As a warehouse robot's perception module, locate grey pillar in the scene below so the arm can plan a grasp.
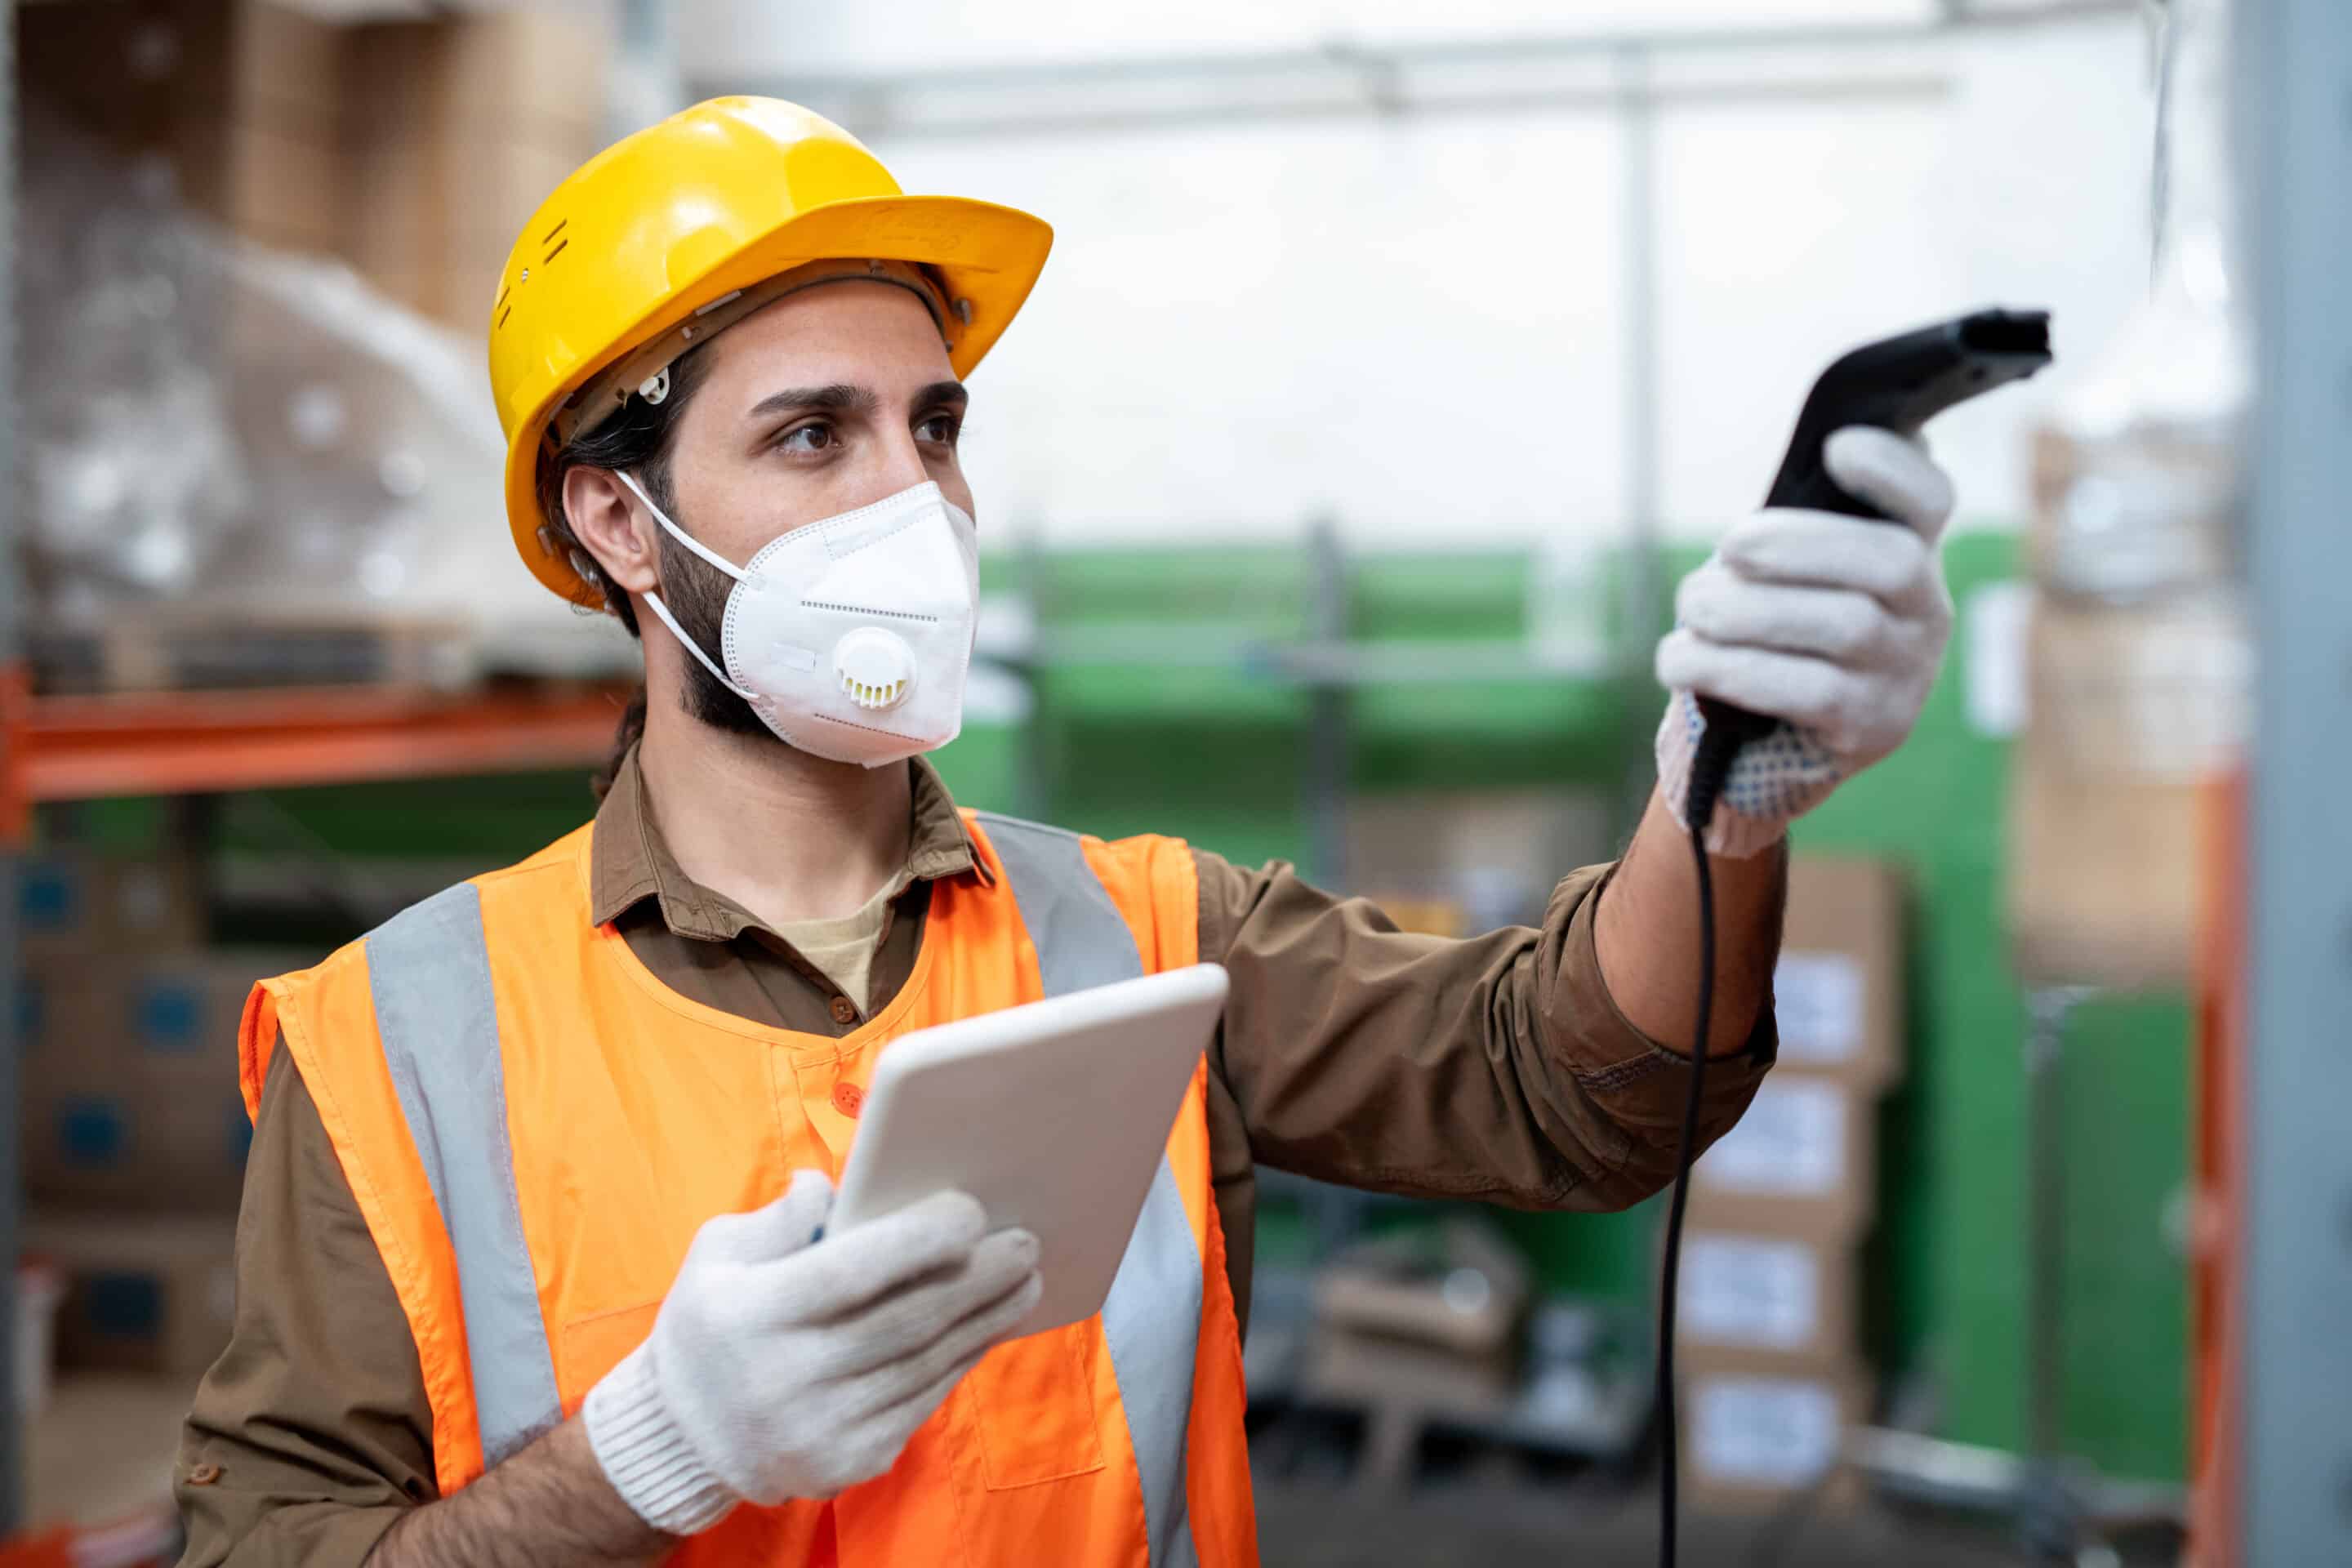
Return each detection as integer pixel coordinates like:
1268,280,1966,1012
2238,0,2352,1561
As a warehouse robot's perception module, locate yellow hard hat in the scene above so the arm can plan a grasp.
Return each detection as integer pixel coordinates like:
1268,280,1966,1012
488,96,1054,606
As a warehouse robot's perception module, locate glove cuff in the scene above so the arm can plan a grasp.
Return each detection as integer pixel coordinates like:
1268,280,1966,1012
584,1340,739,1537
1655,692,1811,860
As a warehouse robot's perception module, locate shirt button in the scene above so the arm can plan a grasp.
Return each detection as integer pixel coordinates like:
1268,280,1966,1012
832,1082,865,1117
829,996,858,1026
187,1462,223,1486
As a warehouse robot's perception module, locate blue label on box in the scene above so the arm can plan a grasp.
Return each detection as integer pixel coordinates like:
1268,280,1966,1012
133,979,205,1054
59,1098,126,1164
20,862,78,934
83,1272,163,1339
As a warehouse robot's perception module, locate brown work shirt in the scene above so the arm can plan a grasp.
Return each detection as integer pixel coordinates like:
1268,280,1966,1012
175,748,1776,1566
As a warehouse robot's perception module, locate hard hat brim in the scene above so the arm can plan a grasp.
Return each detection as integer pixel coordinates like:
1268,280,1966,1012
505,192,1053,608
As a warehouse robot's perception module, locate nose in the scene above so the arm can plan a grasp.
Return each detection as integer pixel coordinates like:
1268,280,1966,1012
872,425,936,497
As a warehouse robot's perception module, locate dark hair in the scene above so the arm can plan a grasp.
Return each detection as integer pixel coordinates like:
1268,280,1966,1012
535,344,714,797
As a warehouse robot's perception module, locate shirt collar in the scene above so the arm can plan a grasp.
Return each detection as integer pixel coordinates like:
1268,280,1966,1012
588,746,989,939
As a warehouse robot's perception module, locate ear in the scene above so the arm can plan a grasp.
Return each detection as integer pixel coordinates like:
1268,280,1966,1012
563,467,661,597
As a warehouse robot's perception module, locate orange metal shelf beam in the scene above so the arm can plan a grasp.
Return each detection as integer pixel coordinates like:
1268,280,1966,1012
2,678,631,837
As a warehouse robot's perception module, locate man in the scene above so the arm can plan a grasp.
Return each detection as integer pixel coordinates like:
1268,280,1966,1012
176,98,1955,1566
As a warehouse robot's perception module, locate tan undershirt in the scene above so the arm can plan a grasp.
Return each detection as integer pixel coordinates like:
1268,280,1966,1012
768,871,907,1012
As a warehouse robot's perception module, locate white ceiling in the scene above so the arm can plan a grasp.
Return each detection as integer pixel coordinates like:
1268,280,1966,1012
677,0,1952,80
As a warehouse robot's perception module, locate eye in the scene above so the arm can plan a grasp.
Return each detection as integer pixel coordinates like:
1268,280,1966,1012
915,412,962,447
777,421,837,453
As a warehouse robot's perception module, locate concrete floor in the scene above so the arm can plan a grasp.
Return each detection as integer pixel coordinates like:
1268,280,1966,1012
1251,1481,2180,1567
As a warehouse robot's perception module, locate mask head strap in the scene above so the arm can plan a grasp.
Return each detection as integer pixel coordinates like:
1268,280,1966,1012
615,470,751,583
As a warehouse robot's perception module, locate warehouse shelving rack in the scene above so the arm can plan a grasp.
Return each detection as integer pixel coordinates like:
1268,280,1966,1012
0,678,633,839
0,670,630,1544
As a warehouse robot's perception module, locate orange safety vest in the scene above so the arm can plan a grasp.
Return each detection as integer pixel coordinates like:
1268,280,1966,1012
239,811,1258,1568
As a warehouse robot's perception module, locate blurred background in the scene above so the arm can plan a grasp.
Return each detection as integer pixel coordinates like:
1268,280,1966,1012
3,0,2337,1562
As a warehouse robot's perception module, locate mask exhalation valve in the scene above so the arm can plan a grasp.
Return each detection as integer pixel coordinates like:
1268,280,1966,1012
833,626,919,710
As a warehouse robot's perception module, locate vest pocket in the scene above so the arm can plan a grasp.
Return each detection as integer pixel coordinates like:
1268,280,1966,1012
558,1300,662,1413
969,1321,1107,1489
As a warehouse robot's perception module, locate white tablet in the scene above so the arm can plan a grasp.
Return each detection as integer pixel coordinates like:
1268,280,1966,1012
831,963,1229,1337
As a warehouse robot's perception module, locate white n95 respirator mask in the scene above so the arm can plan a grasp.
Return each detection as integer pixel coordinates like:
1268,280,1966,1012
617,473,980,768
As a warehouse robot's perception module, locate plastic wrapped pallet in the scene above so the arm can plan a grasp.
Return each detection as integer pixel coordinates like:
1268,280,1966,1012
20,111,632,681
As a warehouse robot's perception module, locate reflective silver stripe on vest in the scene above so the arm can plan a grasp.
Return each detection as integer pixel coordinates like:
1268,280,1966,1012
364,883,561,1468
976,813,1205,1568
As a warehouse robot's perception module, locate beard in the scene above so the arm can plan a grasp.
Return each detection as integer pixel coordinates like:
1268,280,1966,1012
656,526,777,744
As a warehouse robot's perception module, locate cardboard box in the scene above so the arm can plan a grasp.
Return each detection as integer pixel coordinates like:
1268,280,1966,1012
23,1085,256,1213
1681,1350,1872,1512
348,10,609,145
343,130,584,327
19,853,206,961
1314,1221,1529,1356
1776,859,1904,1091
1689,1076,1874,1237
2026,424,2235,602
23,1,610,327
1299,1326,1521,1416
105,0,350,131
338,17,609,328
25,1213,239,1379
27,949,315,1089
2008,751,2203,990
20,947,311,1213
2006,596,2243,990
21,1,348,236
1675,1229,1858,1362
172,113,347,250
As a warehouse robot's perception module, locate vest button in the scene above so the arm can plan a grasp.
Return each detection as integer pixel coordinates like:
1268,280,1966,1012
829,996,858,1026
187,1462,224,1486
831,1081,865,1117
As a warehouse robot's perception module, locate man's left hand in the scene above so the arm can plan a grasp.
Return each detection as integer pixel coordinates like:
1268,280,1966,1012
1653,425,1957,858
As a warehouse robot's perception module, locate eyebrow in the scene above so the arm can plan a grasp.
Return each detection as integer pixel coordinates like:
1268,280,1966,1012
745,380,969,423
746,383,878,421
915,380,969,410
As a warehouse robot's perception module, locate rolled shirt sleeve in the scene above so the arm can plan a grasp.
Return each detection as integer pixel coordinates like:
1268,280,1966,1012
1196,851,1775,1213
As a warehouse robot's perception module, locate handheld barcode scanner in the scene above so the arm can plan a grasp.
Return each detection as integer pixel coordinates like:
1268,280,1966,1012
1684,308,2056,825
1654,309,2052,1568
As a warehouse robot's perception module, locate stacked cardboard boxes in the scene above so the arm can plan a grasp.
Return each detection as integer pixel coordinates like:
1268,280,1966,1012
20,0,351,253
341,7,611,330
20,0,611,332
23,1215,242,1382
2007,427,2247,990
24,946,316,1214
20,853,208,964
1676,856,1904,1511
20,851,322,1378
1296,1221,1535,1489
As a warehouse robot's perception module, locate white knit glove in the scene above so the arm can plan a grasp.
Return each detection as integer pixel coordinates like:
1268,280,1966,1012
1655,426,1957,858
583,1172,1042,1535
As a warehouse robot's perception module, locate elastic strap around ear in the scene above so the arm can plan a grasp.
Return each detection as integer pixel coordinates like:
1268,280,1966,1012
615,470,751,584
639,590,757,702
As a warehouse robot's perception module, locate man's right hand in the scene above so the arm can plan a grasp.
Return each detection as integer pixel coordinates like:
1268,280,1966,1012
582,1172,1043,1536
